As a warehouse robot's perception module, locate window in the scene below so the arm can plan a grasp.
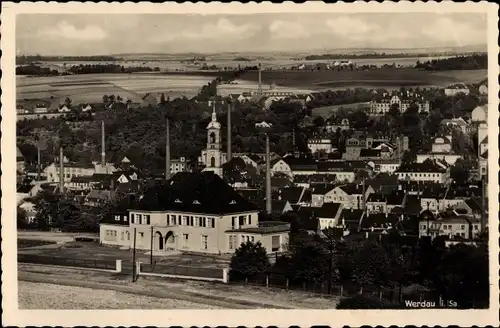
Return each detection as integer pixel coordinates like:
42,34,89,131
124,216,128,222
460,225,465,230
167,215,170,225
114,215,120,221
211,218,215,228
201,217,206,227
422,225,427,230
183,234,189,247
145,215,150,225
172,215,176,225
201,235,208,250
229,235,234,250
190,216,194,226
121,232,124,240
137,214,142,224
248,215,252,225
474,225,479,230
271,235,280,252
251,236,255,242
131,214,135,224
232,217,236,229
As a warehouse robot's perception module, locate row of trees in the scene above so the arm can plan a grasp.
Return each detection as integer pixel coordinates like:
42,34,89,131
415,54,488,70
16,55,120,64
230,229,489,309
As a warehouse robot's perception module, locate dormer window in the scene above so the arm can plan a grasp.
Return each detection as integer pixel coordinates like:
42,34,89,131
193,200,200,204
175,199,182,203
230,200,237,204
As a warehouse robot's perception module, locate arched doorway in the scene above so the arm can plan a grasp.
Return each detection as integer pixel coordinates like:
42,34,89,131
164,231,176,250
155,231,163,251
210,156,216,167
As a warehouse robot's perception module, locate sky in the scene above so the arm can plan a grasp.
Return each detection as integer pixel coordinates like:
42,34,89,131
16,13,488,55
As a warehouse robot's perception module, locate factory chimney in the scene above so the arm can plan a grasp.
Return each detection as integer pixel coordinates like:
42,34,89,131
258,63,262,95
59,146,64,194
227,101,232,161
101,121,106,166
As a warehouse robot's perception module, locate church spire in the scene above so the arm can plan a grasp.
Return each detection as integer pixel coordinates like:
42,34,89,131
211,102,217,122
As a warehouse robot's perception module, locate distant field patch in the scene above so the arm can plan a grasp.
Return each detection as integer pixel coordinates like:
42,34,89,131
312,102,370,118
49,81,113,87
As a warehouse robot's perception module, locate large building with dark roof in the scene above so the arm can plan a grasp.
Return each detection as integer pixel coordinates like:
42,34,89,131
99,172,290,254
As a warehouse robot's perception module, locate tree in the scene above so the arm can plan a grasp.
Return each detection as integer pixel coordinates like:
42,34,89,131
17,206,30,229
64,97,72,107
434,244,489,308
160,93,166,105
351,239,391,287
450,162,470,184
313,116,325,128
229,241,270,281
33,189,60,231
388,103,401,118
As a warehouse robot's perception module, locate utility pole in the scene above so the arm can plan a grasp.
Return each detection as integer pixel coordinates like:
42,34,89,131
37,144,41,181
59,146,64,194
150,226,154,265
165,116,171,180
227,101,232,161
132,227,137,282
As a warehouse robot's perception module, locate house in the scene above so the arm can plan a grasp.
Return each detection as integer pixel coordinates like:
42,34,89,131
367,159,400,174
366,193,387,214
444,83,470,96
310,183,337,207
84,190,112,207
479,84,488,95
270,158,293,176
307,136,333,154
396,161,448,183
431,137,452,153
329,184,375,210
471,105,488,123
316,202,343,229
419,210,481,240
59,105,71,113
386,190,407,213
281,156,318,176
170,157,189,174
440,117,469,134
17,146,25,173
325,117,350,133
44,162,96,183
99,172,290,254
274,186,309,206
238,154,263,168
455,198,483,220
316,162,357,183
369,91,430,116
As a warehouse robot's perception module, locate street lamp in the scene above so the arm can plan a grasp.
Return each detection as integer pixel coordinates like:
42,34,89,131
255,121,273,214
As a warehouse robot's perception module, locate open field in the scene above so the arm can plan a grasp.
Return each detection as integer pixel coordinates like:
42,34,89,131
18,264,338,309
18,239,229,268
17,73,213,105
236,68,488,89
18,239,56,249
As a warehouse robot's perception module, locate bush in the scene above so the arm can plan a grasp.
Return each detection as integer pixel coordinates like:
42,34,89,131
336,295,399,309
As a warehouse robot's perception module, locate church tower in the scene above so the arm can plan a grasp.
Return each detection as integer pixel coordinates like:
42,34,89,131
204,104,223,177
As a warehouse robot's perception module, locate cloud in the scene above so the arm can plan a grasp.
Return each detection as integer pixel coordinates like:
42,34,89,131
420,17,486,46
268,20,310,39
151,18,259,43
38,21,108,41
326,17,379,40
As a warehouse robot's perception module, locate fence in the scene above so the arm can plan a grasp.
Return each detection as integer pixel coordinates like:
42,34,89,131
18,254,120,272
233,273,437,303
138,261,227,283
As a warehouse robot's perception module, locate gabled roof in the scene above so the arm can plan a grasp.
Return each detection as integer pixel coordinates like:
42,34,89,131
386,190,406,205
367,193,385,203
275,186,305,204
311,183,336,195
135,172,258,215
315,202,342,218
338,183,364,195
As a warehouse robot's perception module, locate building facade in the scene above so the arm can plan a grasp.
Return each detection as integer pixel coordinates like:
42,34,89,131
199,107,227,177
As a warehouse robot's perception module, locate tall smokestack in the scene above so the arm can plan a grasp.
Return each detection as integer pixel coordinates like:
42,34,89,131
227,102,232,161
165,117,171,180
59,147,64,194
258,63,262,95
265,133,272,214
37,145,41,181
101,121,106,165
